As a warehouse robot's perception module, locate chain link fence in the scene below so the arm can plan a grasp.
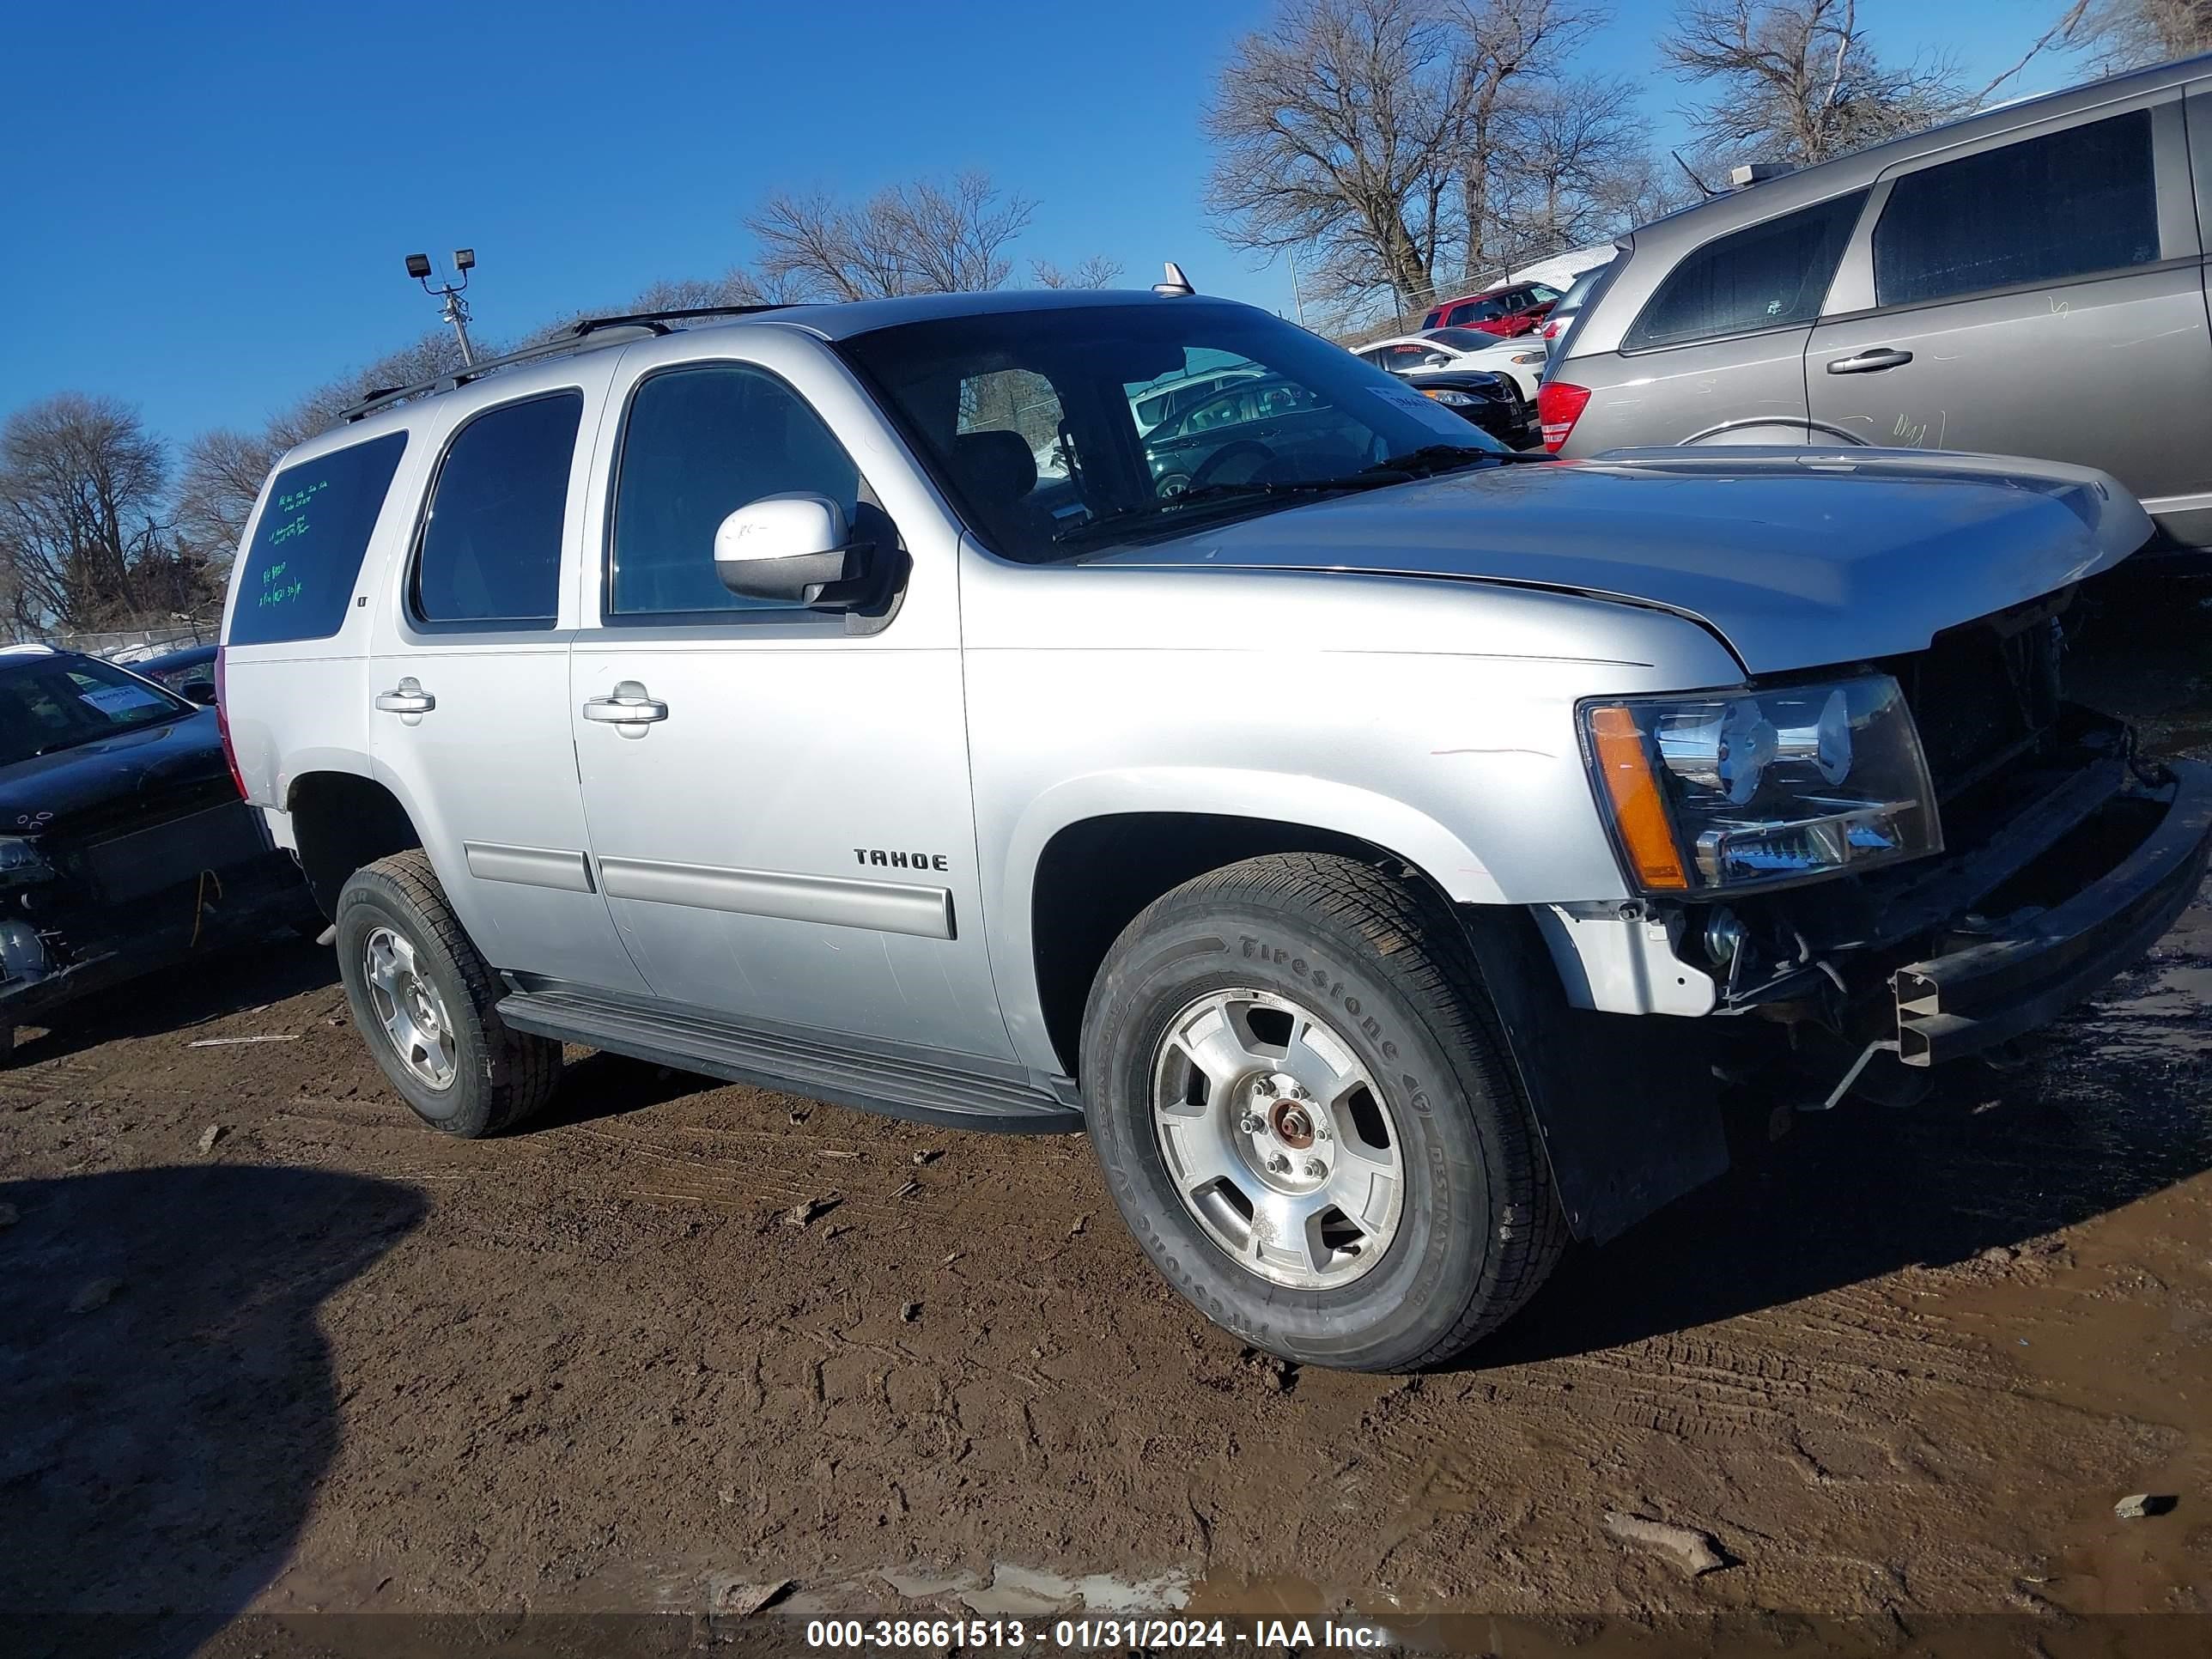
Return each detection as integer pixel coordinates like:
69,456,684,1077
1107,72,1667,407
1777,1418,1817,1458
9,617,221,664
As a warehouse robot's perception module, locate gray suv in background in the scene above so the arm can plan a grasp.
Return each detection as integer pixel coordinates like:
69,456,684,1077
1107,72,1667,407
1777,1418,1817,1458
1543,52,2212,555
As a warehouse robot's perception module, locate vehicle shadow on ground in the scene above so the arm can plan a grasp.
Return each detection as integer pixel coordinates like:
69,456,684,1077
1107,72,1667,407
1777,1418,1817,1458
1472,952,2212,1370
10,935,339,1068
529,1048,732,1133
0,1164,425,1659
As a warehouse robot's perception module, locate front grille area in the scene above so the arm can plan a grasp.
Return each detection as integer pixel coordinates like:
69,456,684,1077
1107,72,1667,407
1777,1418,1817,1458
1888,590,2069,804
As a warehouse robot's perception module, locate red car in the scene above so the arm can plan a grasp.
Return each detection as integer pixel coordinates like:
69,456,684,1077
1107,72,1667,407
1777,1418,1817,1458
1418,279,1563,337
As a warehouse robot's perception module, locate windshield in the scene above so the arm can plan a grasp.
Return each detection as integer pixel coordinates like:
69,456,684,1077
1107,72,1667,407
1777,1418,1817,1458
836,301,1510,562
0,653,193,768
1427,328,1493,351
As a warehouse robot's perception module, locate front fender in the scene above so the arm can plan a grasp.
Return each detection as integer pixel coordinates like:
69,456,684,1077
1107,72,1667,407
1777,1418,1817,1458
991,768,1506,1073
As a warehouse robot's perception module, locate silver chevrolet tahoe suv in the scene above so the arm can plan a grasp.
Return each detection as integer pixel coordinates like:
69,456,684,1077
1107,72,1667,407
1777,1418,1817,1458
219,289,2212,1371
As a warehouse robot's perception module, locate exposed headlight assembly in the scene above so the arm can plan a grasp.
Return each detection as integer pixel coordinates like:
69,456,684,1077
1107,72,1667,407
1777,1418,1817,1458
1424,388,1481,406
1577,675,1941,893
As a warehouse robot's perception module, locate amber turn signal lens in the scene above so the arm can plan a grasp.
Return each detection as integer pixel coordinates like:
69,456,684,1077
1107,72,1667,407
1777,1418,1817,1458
1588,705,1689,891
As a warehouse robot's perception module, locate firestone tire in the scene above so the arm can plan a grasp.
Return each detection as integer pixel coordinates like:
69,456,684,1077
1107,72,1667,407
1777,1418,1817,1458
1080,853,1565,1372
334,851,560,1139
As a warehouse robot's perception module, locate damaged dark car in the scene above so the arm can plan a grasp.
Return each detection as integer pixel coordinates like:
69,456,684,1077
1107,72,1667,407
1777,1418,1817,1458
0,647,317,1055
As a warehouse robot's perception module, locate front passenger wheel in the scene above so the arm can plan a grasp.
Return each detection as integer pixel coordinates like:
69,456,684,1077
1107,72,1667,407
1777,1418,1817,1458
335,851,560,1137
1080,853,1565,1371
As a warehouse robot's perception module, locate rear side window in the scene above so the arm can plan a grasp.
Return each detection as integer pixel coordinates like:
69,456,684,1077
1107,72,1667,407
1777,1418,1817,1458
413,392,582,628
1626,191,1868,349
609,365,861,616
227,433,407,647
1874,111,2159,308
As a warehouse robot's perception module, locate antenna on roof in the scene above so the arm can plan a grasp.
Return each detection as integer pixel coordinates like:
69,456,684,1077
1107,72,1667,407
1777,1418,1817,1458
1671,151,1718,199
1153,261,1196,297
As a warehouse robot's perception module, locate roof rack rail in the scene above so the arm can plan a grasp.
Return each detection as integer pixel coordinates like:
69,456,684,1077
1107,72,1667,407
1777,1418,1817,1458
335,303,792,425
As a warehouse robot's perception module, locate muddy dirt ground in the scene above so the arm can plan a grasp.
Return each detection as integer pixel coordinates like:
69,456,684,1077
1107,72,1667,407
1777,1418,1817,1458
3,576,2211,1657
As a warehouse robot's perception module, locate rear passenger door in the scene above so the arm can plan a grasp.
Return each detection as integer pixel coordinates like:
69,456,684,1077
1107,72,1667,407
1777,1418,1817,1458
368,377,649,994
1808,94,2210,537
1557,191,1866,454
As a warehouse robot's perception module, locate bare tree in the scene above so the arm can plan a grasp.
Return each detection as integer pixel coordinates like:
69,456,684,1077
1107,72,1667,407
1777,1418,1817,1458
173,330,479,564
2071,0,2212,70
173,428,276,557
1206,0,1468,315
0,394,169,630
1031,254,1125,289
1662,0,2087,169
747,172,1042,300
1442,0,1603,279
1486,75,1653,265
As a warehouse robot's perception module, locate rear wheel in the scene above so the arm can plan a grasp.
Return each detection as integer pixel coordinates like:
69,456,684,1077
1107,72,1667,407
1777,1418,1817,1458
334,851,559,1137
1080,853,1565,1371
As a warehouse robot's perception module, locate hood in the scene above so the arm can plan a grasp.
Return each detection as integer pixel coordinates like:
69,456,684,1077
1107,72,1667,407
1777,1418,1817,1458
1081,447,2153,675
0,709,234,842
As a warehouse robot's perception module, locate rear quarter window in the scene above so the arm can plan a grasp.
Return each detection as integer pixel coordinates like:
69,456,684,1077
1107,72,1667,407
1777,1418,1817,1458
227,432,408,647
1626,191,1869,350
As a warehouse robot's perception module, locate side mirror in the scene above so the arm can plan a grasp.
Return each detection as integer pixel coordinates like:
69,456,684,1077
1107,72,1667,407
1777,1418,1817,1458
179,679,217,706
713,494,873,607
1421,352,1452,368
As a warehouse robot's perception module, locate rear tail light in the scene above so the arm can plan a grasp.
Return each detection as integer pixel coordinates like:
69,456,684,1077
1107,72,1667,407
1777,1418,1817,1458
1542,319,1560,339
214,646,246,800
1537,381,1590,453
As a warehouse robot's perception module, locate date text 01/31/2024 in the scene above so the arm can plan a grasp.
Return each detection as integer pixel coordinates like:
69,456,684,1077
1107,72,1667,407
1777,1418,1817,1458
802,1616,1395,1650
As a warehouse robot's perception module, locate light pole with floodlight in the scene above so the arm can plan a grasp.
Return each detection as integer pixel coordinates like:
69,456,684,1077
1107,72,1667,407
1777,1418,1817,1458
405,248,478,366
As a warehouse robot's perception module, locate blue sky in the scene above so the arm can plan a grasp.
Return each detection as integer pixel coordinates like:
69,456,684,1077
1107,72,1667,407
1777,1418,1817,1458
0,0,2085,450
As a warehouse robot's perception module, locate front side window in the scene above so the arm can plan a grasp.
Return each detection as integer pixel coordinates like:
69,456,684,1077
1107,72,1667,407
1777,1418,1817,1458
228,432,407,647
837,300,1510,563
1874,111,2159,308
609,364,862,617
0,655,191,768
1627,191,1869,349
414,392,580,627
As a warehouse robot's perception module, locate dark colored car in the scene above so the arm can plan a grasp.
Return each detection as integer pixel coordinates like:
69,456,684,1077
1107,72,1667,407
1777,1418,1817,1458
1145,373,1518,496
1418,280,1563,337
0,648,318,1054
129,642,218,701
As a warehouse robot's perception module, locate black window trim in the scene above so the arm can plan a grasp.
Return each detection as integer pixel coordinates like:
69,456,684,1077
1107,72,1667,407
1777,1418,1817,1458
1619,188,1871,356
403,387,585,637
595,358,886,634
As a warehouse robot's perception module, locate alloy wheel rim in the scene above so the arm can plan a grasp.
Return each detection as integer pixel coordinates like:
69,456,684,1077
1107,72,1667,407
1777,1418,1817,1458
362,926,457,1091
1150,988,1404,1290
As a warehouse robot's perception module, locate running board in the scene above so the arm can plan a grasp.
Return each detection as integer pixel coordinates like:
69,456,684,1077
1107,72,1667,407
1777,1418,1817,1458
495,982,1085,1134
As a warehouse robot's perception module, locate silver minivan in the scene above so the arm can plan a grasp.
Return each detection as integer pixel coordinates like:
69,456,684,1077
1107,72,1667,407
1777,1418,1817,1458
1545,52,2212,554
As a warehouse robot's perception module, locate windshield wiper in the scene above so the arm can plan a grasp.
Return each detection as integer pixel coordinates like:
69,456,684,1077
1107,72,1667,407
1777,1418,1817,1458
1361,444,1551,477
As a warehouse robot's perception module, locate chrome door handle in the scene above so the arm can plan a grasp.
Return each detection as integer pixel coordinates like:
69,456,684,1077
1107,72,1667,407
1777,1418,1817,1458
1826,348,1913,374
581,681,669,725
374,678,434,714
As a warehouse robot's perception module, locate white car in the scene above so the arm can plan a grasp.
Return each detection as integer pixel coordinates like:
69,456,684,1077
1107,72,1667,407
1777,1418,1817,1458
1353,329,1550,402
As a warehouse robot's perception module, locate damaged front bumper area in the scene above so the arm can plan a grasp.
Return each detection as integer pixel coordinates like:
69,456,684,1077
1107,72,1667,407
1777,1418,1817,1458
1703,710,2212,1091
0,805,317,1032
1889,757,2212,1066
